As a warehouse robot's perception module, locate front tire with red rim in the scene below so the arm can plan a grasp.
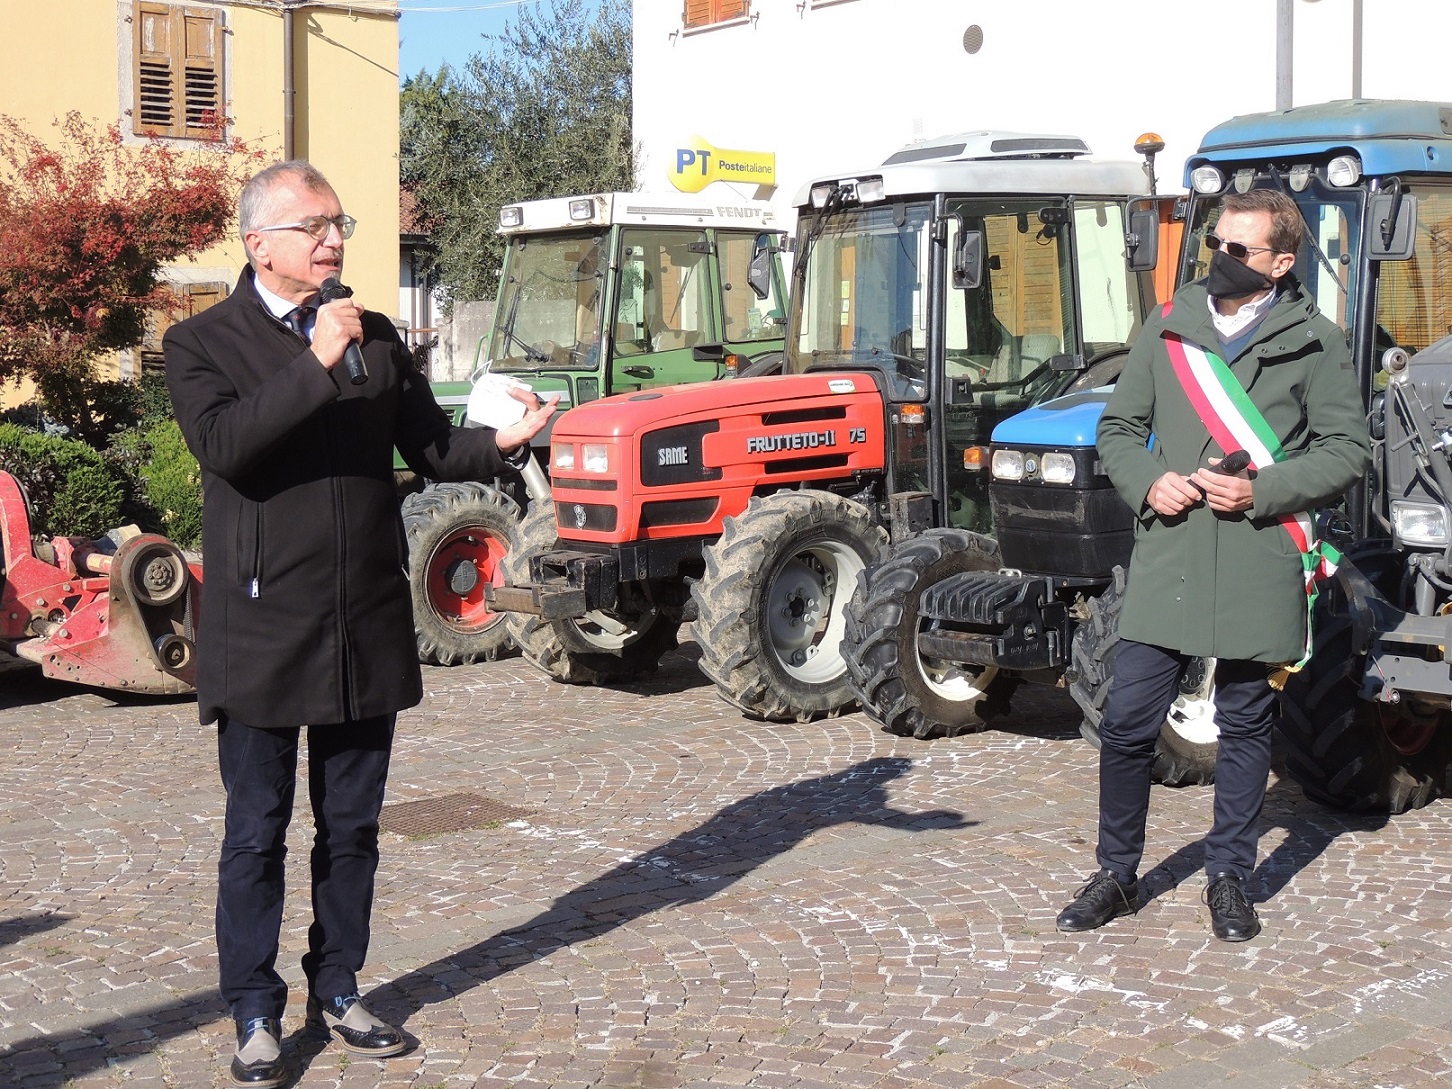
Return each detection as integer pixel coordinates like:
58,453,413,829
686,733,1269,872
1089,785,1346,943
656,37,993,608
403,482,522,666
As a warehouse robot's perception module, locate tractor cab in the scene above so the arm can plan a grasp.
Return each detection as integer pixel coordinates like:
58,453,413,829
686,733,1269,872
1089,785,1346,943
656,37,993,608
785,130,1172,534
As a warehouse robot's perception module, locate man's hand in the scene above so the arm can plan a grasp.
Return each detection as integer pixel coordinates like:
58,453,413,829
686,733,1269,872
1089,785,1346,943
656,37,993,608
1146,471,1204,517
495,387,561,453
1191,456,1254,513
311,298,364,372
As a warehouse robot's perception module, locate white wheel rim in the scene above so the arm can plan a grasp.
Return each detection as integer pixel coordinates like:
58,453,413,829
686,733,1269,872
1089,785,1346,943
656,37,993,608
766,540,867,683
915,635,998,703
570,607,658,651
1165,656,1219,746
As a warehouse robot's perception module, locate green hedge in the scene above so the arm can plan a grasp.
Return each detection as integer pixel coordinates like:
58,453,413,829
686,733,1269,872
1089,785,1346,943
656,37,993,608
0,423,128,539
0,392,202,549
135,419,202,550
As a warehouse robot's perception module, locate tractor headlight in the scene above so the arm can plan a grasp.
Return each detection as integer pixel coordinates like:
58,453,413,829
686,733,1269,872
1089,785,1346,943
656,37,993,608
1040,451,1077,484
581,443,610,473
499,205,524,228
1391,500,1448,546
1190,166,1226,194
991,449,1025,481
552,443,575,471
1327,154,1363,187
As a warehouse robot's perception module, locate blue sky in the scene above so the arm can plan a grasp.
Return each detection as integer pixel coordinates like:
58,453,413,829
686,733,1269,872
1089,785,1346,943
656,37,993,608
397,1,604,82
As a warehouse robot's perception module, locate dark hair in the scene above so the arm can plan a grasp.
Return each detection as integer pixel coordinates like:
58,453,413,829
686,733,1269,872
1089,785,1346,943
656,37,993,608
1222,189,1304,255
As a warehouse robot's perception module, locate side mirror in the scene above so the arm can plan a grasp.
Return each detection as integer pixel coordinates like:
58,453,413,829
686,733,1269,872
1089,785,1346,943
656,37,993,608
1369,191,1417,261
953,229,985,290
1049,353,1086,372
1126,208,1160,272
747,242,773,300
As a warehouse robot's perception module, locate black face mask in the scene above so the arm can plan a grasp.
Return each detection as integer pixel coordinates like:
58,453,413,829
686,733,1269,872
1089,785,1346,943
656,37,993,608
1206,249,1274,300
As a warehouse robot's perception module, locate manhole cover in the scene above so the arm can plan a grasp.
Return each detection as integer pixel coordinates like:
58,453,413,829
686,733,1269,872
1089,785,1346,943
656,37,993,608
380,792,531,837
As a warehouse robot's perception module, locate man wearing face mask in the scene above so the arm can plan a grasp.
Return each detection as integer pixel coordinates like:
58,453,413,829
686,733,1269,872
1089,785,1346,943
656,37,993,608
1055,188,1369,942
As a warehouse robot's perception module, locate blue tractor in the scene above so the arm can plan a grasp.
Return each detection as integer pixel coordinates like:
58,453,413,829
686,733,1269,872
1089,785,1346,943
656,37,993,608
843,100,1452,811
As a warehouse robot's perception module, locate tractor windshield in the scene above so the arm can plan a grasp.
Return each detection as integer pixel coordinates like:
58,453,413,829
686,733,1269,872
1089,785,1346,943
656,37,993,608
786,200,935,401
488,230,607,372
1181,179,1363,334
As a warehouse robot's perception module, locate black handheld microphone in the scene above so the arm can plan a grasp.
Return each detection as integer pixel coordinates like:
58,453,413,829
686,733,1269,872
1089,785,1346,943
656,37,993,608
318,276,368,386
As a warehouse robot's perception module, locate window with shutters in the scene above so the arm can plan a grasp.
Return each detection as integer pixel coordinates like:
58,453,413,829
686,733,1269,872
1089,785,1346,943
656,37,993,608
682,0,750,31
132,2,224,139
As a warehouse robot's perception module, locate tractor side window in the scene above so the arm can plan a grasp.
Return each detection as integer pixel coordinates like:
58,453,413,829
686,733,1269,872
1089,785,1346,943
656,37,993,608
615,228,715,358
718,231,787,343
1074,201,1141,360
1375,186,1452,356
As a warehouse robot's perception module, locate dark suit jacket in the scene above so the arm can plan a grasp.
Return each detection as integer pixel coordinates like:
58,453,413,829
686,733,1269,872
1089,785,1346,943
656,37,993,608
164,267,512,728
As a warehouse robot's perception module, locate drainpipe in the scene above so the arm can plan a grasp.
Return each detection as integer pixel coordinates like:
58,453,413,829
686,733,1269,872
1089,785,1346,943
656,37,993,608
1275,0,1293,111
1351,0,1363,98
283,1,296,159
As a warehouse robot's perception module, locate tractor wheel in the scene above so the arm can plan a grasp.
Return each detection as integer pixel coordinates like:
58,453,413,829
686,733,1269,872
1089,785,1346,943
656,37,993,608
503,505,678,684
691,492,886,722
842,528,1018,739
1278,608,1451,814
403,482,522,666
1069,566,1219,787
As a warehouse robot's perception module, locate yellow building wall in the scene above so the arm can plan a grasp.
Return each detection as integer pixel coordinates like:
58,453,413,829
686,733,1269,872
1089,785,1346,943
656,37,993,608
0,2,400,403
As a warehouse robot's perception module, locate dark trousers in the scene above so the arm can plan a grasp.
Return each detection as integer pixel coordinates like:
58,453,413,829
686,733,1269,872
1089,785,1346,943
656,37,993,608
1096,640,1276,882
215,713,395,1021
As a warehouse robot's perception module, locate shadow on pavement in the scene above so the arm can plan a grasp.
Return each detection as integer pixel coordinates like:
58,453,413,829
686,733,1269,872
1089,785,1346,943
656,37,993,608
351,756,969,1063
0,756,964,1086
1135,773,1392,907
0,912,74,949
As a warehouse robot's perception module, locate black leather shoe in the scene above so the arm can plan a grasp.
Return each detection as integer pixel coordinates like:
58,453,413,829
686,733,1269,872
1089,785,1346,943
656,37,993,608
1205,873,1261,942
1056,869,1140,932
306,993,406,1057
230,1016,287,1088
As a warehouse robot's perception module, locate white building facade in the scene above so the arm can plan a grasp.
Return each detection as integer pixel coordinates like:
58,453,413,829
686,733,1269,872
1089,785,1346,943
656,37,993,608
634,0,1452,224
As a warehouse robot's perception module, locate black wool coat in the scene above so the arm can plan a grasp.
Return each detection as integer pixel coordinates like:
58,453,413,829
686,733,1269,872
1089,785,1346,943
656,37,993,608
165,267,513,728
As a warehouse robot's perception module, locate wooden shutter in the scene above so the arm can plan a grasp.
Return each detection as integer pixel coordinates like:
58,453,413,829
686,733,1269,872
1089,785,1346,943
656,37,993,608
134,2,176,135
683,0,749,29
133,3,222,138
182,9,221,132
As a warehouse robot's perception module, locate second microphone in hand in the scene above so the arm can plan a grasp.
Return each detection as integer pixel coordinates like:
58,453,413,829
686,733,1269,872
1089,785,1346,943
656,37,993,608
319,276,368,386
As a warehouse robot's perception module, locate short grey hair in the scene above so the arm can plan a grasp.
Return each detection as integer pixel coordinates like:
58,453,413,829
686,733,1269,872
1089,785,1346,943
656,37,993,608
238,160,333,261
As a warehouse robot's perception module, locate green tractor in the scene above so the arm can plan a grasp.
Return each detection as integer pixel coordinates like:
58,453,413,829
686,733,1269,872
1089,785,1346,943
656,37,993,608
399,191,789,665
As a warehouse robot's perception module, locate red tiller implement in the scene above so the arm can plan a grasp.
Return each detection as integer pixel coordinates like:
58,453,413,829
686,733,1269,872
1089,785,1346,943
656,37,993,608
0,471,201,695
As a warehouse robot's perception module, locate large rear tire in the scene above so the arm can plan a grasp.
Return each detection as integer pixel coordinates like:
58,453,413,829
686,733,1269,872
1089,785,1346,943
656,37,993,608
1278,592,1452,813
1069,566,1219,787
691,492,886,722
503,506,678,684
842,528,1017,739
403,482,521,666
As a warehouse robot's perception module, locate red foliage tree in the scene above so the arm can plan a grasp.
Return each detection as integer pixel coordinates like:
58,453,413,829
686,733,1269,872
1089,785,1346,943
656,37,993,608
0,112,264,441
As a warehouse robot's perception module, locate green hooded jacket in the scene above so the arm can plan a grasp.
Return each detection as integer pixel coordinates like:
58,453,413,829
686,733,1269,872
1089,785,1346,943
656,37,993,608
1097,276,1371,663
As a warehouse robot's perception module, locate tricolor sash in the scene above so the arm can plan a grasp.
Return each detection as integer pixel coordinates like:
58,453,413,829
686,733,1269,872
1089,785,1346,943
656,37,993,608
1161,312,1339,676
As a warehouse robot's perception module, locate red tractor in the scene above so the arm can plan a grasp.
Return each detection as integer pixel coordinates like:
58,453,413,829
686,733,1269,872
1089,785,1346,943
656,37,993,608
0,471,201,695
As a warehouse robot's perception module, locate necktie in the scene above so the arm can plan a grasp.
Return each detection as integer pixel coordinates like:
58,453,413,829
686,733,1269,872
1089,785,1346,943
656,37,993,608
283,306,313,343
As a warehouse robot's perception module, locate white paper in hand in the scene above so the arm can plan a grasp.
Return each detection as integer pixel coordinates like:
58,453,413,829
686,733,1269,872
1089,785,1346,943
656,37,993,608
466,372,531,429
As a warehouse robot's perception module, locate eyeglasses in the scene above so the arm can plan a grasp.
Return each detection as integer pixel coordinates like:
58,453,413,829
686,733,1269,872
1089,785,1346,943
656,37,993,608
1205,234,1275,260
255,214,357,241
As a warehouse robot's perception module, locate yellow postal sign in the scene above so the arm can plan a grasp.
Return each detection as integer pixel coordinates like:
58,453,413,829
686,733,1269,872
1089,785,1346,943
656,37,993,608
670,135,776,193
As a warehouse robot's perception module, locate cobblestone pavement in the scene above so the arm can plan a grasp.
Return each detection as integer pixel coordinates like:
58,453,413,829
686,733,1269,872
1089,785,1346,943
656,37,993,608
2,645,1451,1089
